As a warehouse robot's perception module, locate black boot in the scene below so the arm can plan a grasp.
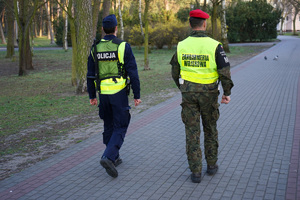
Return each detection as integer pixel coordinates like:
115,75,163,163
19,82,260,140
100,156,118,178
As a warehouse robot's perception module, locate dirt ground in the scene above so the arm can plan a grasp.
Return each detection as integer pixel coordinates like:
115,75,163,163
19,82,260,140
0,44,274,180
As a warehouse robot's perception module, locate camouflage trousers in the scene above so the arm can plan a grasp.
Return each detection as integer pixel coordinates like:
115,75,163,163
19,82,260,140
181,91,220,173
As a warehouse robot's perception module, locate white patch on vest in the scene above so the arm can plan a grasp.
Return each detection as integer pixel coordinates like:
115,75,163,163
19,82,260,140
97,52,116,60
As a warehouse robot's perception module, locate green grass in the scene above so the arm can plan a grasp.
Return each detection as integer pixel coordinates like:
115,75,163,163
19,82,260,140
281,31,300,36
0,36,59,48
31,36,59,47
0,43,270,156
227,45,271,57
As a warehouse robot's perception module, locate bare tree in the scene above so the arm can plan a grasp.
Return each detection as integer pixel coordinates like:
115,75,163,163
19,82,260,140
14,0,40,75
164,0,169,10
62,0,68,51
118,0,124,40
273,0,292,35
211,0,221,40
92,0,101,39
39,6,43,36
44,0,54,44
290,0,300,35
138,0,144,37
0,13,6,44
101,0,111,38
6,0,15,58
220,0,229,52
144,0,150,70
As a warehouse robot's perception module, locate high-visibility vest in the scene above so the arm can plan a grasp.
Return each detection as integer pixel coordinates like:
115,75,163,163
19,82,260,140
92,38,127,94
177,36,220,84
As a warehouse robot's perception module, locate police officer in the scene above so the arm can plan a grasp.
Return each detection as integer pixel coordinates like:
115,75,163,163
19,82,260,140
87,14,141,178
170,9,234,183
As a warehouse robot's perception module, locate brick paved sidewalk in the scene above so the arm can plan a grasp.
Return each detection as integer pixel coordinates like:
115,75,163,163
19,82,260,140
0,35,299,200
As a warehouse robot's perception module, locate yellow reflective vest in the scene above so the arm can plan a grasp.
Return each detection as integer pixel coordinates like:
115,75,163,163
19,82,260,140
177,36,220,84
92,38,127,94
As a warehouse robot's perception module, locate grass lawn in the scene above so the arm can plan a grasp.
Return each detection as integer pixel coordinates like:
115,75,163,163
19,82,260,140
0,36,58,48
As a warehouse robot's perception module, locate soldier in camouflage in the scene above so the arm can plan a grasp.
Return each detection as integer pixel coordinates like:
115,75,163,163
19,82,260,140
170,9,234,183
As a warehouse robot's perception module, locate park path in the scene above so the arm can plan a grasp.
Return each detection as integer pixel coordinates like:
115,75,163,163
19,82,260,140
0,35,300,200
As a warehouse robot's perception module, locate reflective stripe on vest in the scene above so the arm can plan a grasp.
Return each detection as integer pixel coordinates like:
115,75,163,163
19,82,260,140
177,37,220,84
92,39,126,94
100,77,126,94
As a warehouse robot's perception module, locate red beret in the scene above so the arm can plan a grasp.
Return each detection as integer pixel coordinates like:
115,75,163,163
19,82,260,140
189,9,210,19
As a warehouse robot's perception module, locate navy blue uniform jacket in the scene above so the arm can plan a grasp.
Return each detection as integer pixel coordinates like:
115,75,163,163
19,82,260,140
87,35,140,100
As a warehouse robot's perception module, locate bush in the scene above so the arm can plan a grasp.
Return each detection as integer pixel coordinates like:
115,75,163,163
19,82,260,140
125,22,189,49
176,7,190,22
150,22,189,49
226,0,281,42
126,25,149,47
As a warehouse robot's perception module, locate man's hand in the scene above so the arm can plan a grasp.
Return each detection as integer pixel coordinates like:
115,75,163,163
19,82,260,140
134,99,142,106
221,95,231,104
90,98,98,106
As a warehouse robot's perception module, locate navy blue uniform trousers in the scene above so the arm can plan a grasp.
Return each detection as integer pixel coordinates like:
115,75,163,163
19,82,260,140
99,89,131,162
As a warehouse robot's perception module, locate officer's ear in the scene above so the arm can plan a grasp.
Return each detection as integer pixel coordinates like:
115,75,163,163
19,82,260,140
203,20,207,29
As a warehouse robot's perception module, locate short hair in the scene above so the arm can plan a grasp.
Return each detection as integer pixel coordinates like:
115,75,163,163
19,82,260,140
189,17,205,29
103,26,116,34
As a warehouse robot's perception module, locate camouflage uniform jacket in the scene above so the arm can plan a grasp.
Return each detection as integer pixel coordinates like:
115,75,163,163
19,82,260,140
170,31,234,96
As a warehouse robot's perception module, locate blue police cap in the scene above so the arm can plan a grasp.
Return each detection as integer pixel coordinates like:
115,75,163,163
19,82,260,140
102,14,118,28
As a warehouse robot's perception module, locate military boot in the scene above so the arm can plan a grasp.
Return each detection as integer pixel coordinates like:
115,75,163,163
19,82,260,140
191,172,201,183
207,164,218,176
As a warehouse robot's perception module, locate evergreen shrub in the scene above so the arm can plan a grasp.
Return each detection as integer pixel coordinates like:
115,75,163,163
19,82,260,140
53,16,72,47
226,0,281,42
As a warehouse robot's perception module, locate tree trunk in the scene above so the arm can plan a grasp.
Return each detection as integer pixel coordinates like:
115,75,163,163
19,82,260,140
65,0,77,86
0,21,6,44
25,30,33,70
57,0,61,26
6,0,15,58
164,0,169,10
195,0,200,9
14,0,39,75
14,20,18,47
211,0,218,40
63,0,68,51
34,20,38,37
74,0,93,93
202,0,207,11
101,0,111,38
113,0,117,13
220,0,229,53
92,0,101,39
45,0,55,44
292,8,299,35
18,29,26,75
118,0,124,40
39,7,43,37
139,0,144,37
143,0,150,70
70,17,77,86
280,17,284,35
